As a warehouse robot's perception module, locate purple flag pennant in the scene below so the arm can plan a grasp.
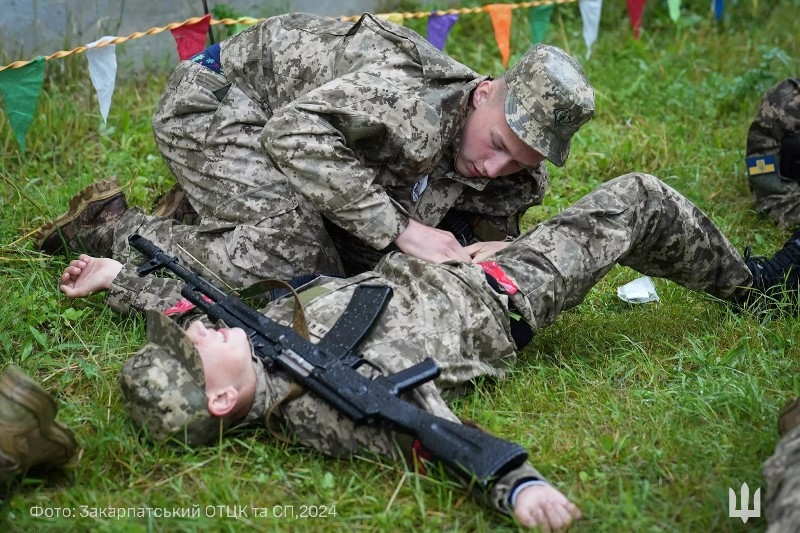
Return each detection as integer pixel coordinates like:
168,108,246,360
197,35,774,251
427,12,459,51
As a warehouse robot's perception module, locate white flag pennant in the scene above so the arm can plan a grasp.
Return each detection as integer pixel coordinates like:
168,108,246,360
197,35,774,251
85,36,118,123
579,0,602,59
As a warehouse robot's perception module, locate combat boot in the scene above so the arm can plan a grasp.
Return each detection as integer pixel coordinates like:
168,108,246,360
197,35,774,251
34,177,128,257
779,397,800,437
151,183,198,225
740,228,800,309
0,365,76,483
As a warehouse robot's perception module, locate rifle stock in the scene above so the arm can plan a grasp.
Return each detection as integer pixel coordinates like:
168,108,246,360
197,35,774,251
129,234,528,490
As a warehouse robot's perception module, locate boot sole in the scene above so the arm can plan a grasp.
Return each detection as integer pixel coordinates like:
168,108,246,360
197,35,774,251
35,177,123,254
0,366,76,465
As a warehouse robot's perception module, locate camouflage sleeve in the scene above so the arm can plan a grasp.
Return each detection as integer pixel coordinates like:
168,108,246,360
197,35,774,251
261,72,443,249
106,261,185,316
746,78,800,157
478,461,547,515
261,364,548,517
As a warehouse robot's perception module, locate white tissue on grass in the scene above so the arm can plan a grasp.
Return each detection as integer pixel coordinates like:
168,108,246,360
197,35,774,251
617,276,659,303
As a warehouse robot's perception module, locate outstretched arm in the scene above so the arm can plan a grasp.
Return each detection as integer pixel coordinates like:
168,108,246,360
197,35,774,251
60,254,187,316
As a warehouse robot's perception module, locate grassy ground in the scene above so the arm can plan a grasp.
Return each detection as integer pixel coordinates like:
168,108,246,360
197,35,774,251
1,0,798,531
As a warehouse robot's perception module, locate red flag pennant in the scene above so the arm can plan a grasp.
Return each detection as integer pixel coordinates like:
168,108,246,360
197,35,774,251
484,4,513,68
627,0,647,39
170,14,211,60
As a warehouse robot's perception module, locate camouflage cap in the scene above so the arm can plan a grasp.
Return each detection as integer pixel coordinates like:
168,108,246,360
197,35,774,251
118,310,223,447
504,44,595,167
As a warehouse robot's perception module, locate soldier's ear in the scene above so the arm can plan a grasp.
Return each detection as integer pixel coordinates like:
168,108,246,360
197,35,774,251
207,387,239,417
472,80,493,109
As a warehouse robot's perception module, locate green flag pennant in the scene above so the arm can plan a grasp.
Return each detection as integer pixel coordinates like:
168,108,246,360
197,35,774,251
0,56,45,151
668,0,681,22
528,3,555,44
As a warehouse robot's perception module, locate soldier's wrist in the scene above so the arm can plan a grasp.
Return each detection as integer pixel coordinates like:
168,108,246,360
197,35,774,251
508,478,549,507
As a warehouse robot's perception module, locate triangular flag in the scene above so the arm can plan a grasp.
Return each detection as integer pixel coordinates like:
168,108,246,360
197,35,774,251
427,12,459,51
579,0,603,58
377,13,405,25
86,36,117,124
0,56,45,151
627,0,646,39
528,4,555,44
668,0,681,22
170,14,210,60
484,4,513,68
712,0,724,20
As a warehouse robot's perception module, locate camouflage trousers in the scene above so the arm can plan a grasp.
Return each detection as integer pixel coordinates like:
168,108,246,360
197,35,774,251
150,60,345,284
763,425,800,532
493,173,751,330
746,78,800,229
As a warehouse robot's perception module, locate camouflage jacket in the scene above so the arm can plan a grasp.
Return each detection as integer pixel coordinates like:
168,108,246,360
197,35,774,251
219,12,548,249
109,255,546,516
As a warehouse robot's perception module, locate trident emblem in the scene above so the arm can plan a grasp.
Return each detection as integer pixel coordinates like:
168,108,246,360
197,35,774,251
728,482,761,523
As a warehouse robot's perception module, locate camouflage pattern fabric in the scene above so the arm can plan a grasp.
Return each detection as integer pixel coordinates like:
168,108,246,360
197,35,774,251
113,172,752,515
746,78,800,229
495,173,751,329
149,12,550,279
763,425,800,532
504,44,594,167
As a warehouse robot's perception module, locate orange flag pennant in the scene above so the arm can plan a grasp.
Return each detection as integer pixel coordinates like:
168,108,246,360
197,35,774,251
484,4,513,67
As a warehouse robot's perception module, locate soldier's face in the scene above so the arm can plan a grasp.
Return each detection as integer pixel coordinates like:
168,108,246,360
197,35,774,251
185,320,252,386
456,80,544,178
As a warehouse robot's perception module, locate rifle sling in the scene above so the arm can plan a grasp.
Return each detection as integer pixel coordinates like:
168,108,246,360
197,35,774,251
263,284,392,440
315,284,393,358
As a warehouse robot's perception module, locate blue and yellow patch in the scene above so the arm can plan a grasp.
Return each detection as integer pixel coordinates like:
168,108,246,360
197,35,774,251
746,154,777,176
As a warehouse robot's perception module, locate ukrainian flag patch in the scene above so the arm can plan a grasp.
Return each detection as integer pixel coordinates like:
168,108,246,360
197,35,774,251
746,154,777,176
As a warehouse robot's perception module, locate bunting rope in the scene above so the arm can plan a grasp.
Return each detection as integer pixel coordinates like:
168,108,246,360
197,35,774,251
0,0,575,72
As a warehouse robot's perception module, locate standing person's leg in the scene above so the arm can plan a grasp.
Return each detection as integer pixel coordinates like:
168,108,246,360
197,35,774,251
492,173,752,331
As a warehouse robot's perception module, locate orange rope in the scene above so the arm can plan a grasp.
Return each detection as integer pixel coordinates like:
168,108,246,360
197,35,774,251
0,0,574,72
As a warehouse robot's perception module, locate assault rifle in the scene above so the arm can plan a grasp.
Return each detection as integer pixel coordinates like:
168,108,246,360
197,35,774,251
129,234,528,491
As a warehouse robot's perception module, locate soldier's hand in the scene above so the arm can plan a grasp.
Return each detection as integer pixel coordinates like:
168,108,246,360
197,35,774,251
394,218,472,264
465,240,512,262
60,254,123,297
513,484,581,531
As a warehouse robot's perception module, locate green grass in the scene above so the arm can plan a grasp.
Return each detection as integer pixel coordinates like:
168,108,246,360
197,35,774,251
1,0,799,530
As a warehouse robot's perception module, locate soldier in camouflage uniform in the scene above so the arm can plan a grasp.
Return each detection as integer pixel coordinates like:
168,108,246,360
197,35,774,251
35,12,594,286
745,78,800,229
56,168,800,528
